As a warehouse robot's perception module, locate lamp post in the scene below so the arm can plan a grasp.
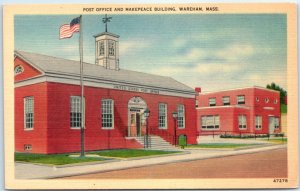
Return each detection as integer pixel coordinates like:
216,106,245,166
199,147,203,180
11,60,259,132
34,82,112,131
172,111,178,146
143,108,150,149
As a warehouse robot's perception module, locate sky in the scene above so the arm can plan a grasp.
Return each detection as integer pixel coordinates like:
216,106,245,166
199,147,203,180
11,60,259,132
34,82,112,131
15,14,287,92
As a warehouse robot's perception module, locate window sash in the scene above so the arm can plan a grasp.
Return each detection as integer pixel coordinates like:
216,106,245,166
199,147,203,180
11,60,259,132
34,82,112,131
177,105,185,129
201,115,220,129
255,116,262,129
108,40,115,56
238,115,247,129
237,95,245,104
158,103,167,129
222,96,230,105
209,98,216,106
102,99,114,129
70,96,85,128
99,41,104,56
24,97,34,129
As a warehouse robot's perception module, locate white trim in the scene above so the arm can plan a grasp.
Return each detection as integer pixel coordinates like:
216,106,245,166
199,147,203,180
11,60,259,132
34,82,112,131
177,104,185,129
200,86,280,95
197,105,250,110
24,96,34,130
101,99,114,130
158,103,168,129
264,107,274,110
15,74,195,98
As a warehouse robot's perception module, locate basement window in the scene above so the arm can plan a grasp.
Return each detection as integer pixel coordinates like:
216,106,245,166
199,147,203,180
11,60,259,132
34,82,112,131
24,144,32,151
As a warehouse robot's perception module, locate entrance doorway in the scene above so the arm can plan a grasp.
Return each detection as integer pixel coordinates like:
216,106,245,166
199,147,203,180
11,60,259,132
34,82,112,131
128,97,147,137
268,116,275,134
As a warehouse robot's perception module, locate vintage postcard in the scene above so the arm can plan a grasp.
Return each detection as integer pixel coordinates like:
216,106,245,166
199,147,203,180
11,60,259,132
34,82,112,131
3,3,298,189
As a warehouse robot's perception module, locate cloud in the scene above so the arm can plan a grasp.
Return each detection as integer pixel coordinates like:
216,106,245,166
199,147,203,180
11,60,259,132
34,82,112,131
119,39,151,55
215,43,255,61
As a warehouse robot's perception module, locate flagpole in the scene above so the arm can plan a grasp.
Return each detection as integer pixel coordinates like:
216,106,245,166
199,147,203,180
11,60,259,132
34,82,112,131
79,15,85,157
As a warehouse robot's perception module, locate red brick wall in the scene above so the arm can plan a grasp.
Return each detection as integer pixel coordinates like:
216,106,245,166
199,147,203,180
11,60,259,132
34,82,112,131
15,82,48,153
45,82,196,154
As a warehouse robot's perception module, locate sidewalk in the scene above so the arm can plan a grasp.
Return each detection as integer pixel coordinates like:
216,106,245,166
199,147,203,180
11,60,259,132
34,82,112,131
15,144,287,179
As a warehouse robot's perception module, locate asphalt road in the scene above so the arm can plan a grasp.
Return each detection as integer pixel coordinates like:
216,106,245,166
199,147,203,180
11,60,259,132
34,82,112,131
63,148,287,179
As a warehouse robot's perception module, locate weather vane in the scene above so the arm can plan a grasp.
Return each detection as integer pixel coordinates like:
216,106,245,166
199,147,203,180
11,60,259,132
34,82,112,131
102,14,112,32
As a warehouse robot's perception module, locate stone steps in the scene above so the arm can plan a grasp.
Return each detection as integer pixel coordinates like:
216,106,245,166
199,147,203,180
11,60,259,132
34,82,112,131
134,136,178,151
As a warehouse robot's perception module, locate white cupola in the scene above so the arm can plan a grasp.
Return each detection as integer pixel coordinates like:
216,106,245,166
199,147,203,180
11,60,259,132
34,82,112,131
94,15,120,70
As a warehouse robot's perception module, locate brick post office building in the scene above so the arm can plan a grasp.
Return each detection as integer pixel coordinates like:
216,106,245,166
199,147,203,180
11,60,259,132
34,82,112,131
14,31,197,154
196,87,281,136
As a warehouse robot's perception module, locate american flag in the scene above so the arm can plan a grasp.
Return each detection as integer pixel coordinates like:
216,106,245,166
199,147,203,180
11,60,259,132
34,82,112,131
59,17,81,39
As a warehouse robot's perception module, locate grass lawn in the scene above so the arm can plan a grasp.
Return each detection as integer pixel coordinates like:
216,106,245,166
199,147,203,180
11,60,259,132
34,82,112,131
15,149,180,165
15,153,106,165
186,143,260,149
89,149,179,158
262,138,287,144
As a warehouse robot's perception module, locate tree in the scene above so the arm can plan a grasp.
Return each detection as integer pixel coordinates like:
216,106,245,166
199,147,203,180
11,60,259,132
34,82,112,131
266,82,287,104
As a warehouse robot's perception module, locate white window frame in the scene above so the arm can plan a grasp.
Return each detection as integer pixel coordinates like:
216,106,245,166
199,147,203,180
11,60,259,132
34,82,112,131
101,99,114,129
177,104,185,129
158,103,168,129
201,115,220,130
237,95,245,104
274,99,278,104
24,96,34,130
265,98,270,103
99,41,105,56
238,115,247,129
255,116,262,129
14,65,24,76
222,96,230,105
209,98,216,106
70,96,85,129
108,40,115,56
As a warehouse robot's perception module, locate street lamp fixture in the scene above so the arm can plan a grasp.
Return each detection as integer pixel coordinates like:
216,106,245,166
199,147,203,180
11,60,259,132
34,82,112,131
143,108,150,148
172,111,178,146
172,111,178,119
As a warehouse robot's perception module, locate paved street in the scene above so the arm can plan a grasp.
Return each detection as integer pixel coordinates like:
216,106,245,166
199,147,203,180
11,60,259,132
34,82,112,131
63,148,287,179
15,144,286,179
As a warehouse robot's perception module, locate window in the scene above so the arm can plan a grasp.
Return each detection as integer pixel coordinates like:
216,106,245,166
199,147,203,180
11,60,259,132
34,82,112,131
222,96,230,105
256,97,259,102
24,144,32,151
108,40,115,56
195,100,199,107
265,98,269,103
24,97,34,129
14,65,24,76
275,117,280,129
177,105,185,129
237,95,245,104
102,99,114,129
209,98,216,106
158,103,167,129
255,116,262,129
274,99,278,104
238,115,247,129
70,96,85,128
99,41,104,56
201,115,220,129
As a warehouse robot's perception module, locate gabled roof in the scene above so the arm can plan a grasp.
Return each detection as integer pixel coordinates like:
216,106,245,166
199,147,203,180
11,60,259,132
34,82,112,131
15,50,194,93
